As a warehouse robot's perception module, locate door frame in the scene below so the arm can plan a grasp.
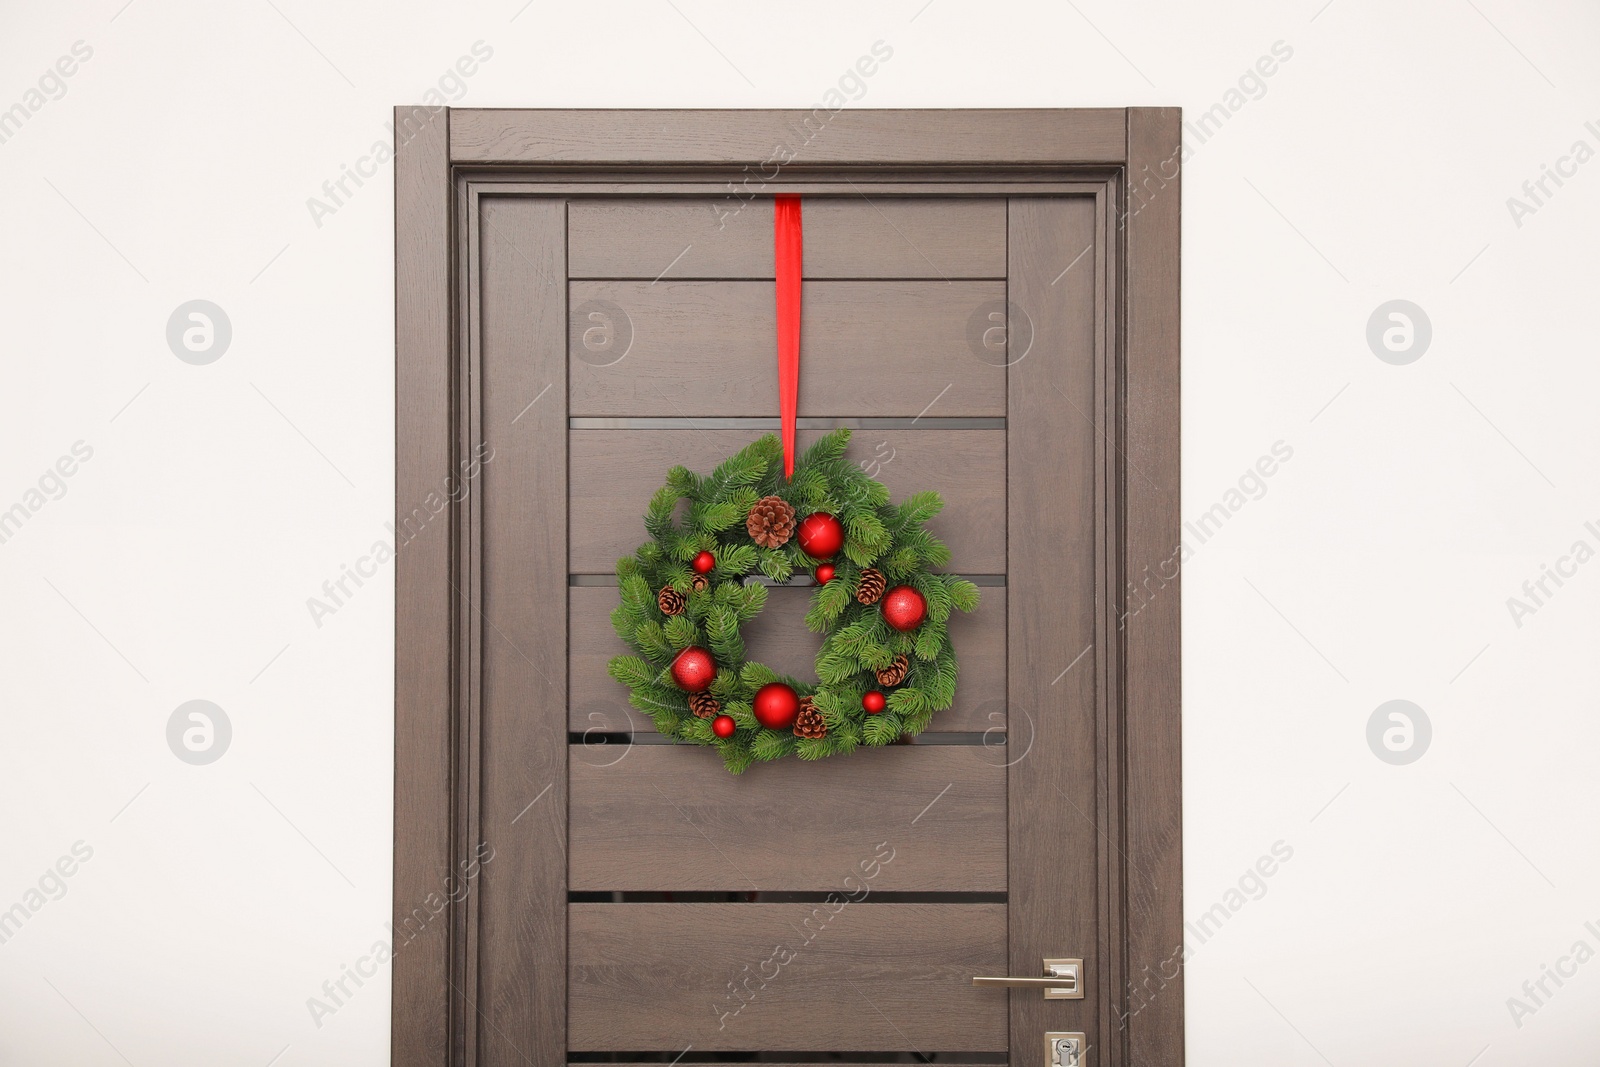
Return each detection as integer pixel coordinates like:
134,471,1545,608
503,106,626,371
394,108,1182,1067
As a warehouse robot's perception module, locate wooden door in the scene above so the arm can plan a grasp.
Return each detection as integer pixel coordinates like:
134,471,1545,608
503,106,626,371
395,109,1181,1067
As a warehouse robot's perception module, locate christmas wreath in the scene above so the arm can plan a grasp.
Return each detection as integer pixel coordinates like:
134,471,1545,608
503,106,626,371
606,428,980,773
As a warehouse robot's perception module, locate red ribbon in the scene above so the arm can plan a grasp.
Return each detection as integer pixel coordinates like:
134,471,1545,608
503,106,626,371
773,195,803,478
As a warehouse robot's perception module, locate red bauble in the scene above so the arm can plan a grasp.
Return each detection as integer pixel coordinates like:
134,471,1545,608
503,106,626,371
752,682,801,730
711,714,736,739
814,564,836,584
881,585,928,632
691,550,716,574
796,512,845,560
670,646,716,692
862,691,886,714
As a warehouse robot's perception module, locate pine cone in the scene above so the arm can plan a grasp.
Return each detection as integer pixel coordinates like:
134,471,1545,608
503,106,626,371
875,653,910,687
690,572,710,592
658,585,686,616
855,567,887,605
689,692,721,719
793,698,826,739
746,495,797,549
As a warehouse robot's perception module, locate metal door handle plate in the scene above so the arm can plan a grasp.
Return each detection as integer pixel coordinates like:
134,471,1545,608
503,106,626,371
971,957,1083,999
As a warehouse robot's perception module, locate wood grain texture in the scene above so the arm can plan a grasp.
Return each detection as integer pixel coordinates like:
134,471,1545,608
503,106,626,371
1090,184,1126,1061
454,180,482,1067
476,197,568,1065
570,428,1006,573
449,108,1128,165
1008,197,1103,1051
568,197,1006,279
569,281,1006,417
568,903,1009,1050
1123,108,1184,1067
392,104,452,1067
569,584,1006,733
570,745,1006,891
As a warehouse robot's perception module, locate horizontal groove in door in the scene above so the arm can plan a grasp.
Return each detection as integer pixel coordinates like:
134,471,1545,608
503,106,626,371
569,732,1005,747
569,892,1007,904
569,585,1007,733
568,197,1005,280
568,903,1008,1051
474,179,1110,196
568,573,1009,587
568,281,1006,417
568,277,999,283
569,417,1006,429
568,1055,1008,1064
570,428,1006,574
570,745,1005,892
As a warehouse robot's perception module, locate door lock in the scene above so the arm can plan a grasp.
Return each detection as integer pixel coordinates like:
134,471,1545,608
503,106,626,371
972,957,1083,999
1046,1032,1087,1067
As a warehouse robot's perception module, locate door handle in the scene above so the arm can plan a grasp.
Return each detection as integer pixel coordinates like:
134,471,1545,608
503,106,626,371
972,958,1083,999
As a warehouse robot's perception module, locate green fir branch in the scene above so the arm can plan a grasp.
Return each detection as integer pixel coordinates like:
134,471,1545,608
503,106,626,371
751,730,794,761
799,428,852,468
706,605,744,664
740,661,779,689
947,576,981,613
662,614,703,650
716,544,759,580
645,484,679,538
806,576,853,632
720,743,755,774
758,549,793,583
861,711,902,745
632,620,672,661
795,737,831,761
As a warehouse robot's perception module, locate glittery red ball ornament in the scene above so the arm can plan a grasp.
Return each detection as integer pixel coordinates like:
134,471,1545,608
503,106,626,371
881,585,927,632
862,690,886,714
814,564,836,584
796,512,845,560
711,714,736,739
691,551,716,574
752,682,801,730
670,646,716,693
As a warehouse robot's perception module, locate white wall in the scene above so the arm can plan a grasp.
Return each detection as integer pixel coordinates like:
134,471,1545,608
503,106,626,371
3,1,1597,1063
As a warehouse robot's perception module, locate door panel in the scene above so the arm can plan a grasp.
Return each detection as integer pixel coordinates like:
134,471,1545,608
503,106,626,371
398,109,1184,1067
570,745,1007,891
569,585,1007,732
567,196,1007,279
568,280,1006,416
476,190,1104,1063
1006,197,1103,1051
478,197,570,1063
568,903,1009,1051
569,427,1007,574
